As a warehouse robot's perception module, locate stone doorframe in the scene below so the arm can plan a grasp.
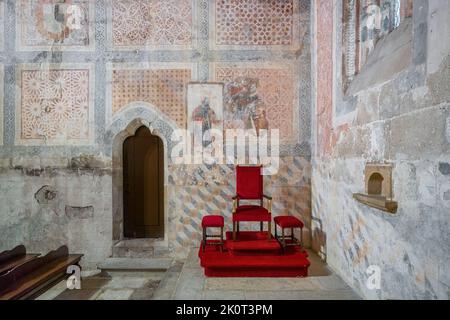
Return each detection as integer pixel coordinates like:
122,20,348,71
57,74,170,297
104,102,177,249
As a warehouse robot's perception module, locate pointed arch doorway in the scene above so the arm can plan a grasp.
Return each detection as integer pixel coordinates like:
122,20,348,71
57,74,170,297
123,126,164,238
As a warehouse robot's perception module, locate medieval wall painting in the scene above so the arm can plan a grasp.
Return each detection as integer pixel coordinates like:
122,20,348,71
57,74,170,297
15,64,95,146
106,63,198,128
210,0,301,50
16,0,95,51
187,83,224,149
212,62,299,144
107,0,196,51
315,0,334,158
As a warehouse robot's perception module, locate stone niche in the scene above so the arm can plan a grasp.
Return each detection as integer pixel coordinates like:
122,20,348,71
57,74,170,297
353,163,398,214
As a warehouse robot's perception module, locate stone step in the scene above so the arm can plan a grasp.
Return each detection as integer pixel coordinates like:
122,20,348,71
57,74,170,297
98,258,173,272
112,239,171,258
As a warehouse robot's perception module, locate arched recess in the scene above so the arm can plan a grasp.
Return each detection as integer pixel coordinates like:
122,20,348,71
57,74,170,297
104,103,177,247
368,172,384,196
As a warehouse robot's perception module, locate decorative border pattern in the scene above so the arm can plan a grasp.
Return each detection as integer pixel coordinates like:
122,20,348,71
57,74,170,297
105,62,198,127
15,0,95,52
210,61,300,144
106,0,198,51
315,0,334,158
209,0,301,51
15,63,95,146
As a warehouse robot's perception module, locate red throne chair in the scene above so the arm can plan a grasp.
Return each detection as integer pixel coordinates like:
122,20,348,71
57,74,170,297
232,165,272,241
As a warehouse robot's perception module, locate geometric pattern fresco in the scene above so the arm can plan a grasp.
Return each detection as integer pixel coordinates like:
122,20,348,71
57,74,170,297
16,0,94,51
316,0,334,158
110,64,194,128
214,63,298,142
215,0,294,45
16,65,94,145
210,0,300,50
109,0,194,50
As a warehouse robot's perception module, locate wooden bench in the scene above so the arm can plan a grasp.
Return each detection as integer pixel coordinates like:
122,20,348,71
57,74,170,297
0,245,40,275
0,246,83,300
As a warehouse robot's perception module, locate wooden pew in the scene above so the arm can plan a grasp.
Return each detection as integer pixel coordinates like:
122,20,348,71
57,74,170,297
0,245,40,275
0,246,83,300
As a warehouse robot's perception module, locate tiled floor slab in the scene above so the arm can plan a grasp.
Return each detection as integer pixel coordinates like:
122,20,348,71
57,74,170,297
202,290,246,300
204,277,319,291
35,247,360,300
173,247,361,300
96,289,134,300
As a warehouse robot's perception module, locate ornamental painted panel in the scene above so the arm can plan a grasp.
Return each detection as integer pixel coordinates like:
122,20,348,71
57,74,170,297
316,0,334,158
107,0,196,50
16,0,94,51
106,63,197,128
212,62,299,143
15,64,95,145
210,0,302,50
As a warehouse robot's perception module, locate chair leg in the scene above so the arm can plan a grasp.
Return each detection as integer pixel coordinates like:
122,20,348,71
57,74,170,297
267,221,272,240
202,227,206,252
260,221,263,232
300,227,303,247
237,221,240,233
220,227,224,252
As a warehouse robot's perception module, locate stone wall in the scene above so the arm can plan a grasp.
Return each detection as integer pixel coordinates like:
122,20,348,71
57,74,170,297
0,0,312,270
312,0,450,299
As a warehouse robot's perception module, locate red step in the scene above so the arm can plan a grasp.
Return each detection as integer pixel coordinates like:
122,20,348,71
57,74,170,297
198,231,310,278
225,231,281,255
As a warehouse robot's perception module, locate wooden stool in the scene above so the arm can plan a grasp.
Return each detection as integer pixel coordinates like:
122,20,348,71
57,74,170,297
274,216,304,253
202,215,224,252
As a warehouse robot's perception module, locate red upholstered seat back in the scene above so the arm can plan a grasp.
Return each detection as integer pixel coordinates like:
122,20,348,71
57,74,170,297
236,165,263,200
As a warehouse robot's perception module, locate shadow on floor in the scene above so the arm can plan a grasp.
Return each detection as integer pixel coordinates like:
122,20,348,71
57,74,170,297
306,249,331,277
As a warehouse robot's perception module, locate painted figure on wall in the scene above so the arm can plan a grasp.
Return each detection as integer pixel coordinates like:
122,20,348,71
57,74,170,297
192,97,220,147
223,77,269,135
187,83,224,148
36,0,83,41
18,0,90,50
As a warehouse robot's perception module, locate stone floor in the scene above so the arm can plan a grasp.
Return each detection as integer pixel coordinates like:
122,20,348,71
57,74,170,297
36,248,361,300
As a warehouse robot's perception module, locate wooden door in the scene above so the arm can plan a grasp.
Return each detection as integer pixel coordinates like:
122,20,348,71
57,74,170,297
123,126,164,238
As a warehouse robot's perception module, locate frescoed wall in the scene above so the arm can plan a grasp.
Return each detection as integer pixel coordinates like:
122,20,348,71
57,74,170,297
312,0,450,300
0,0,312,269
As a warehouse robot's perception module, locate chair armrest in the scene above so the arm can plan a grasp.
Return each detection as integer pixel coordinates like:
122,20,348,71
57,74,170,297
262,195,272,213
232,195,239,214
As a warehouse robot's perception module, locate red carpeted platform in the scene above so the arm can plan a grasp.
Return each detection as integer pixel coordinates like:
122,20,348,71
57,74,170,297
199,231,310,277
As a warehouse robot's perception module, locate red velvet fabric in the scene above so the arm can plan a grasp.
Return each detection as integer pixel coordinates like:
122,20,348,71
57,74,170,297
198,231,310,278
274,216,304,229
233,205,270,222
202,215,224,228
236,166,263,200
225,231,281,255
